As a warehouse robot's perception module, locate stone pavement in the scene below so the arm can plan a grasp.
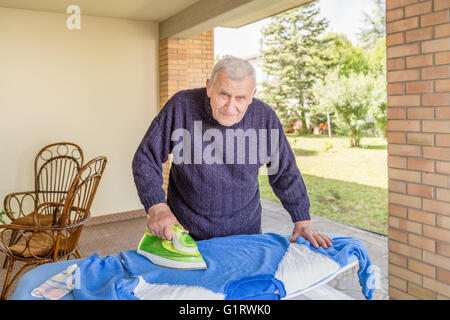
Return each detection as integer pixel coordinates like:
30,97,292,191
260,198,389,300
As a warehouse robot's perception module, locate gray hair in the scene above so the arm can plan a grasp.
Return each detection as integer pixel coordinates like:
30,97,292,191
209,55,256,91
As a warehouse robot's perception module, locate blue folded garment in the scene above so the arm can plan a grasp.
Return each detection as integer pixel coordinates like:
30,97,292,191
73,253,125,300
71,233,375,300
295,234,375,300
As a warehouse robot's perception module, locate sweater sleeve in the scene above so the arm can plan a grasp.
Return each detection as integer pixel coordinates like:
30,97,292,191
266,118,311,222
132,102,174,214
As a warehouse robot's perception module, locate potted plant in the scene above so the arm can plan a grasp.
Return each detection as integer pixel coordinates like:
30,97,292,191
0,210,13,224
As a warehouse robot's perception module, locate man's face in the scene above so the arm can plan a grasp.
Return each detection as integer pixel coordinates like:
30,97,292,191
206,71,256,127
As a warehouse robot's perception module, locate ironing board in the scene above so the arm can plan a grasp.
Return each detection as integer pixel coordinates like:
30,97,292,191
9,233,373,300
10,256,358,300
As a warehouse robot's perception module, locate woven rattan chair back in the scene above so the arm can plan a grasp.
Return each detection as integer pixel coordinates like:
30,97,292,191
53,156,107,259
34,142,84,210
3,142,84,223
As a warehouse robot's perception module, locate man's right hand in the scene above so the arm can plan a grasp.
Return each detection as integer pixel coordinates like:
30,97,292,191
146,203,186,240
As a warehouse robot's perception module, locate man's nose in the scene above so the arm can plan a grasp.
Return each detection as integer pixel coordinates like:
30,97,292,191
224,97,234,111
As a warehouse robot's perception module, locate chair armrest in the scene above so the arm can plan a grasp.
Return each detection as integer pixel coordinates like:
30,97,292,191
3,191,37,221
32,203,88,228
33,202,66,226
61,214,90,230
0,222,60,232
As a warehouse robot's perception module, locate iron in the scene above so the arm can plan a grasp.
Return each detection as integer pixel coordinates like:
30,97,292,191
137,224,207,270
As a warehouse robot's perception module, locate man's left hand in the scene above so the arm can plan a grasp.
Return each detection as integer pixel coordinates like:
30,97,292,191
289,220,333,249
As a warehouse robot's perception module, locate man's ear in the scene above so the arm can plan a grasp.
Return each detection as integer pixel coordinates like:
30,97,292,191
252,88,257,98
206,79,211,97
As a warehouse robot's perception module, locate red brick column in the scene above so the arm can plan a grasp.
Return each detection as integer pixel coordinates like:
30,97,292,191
159,31,214,107
386,0,450,300
159,31,214,196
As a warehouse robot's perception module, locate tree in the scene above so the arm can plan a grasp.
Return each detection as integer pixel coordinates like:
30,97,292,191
366,37,386,76
357,0,386,49
322,33,371,77
259,2,334,130
368,67,387,138
310,33,385,138
366,37,387,137
313,71,383,147
258,80,297,124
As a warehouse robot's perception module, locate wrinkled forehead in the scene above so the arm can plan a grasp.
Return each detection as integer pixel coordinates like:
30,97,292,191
213,71,255,96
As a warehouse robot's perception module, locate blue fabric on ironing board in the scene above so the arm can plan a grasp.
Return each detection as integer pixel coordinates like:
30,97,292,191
72,253,127,300
117,233,291,299
224,274,286,300
10,234,290,300
295,233,375,300
9,233,375,300
115,233,373,300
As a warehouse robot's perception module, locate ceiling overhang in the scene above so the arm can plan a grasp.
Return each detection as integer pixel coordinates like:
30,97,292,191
159,0,313,39
0,0,314,39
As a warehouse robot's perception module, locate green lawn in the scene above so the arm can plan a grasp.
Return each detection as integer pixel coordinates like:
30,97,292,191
259,136,388,234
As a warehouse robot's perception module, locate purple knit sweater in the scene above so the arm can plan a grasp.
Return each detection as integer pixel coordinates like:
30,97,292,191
132,87,310,240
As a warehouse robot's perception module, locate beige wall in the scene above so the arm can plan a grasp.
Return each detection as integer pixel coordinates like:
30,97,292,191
0,7,159,217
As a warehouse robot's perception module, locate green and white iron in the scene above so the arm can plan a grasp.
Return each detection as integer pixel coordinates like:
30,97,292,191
137,224,207,270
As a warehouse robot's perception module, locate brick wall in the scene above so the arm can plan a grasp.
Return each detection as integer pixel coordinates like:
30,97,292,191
386,0,450,300
159,31,215,197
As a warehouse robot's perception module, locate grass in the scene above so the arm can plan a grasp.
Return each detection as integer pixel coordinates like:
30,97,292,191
259,135,388,234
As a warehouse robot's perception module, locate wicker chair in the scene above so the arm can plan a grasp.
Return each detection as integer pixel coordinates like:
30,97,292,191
0,156,107,300
2,142,84,267
3,142,84,225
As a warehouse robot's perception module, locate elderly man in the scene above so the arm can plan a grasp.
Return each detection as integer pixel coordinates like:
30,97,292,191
132,56,332,249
